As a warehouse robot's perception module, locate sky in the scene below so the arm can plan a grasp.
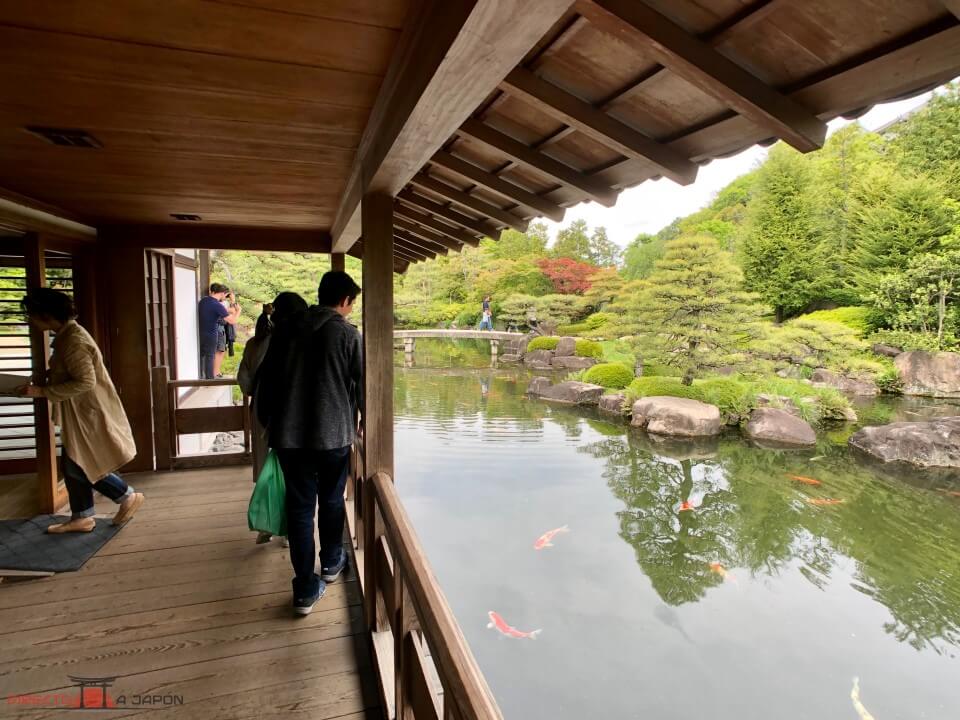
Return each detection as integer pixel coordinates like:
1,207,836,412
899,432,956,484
542,90,941,249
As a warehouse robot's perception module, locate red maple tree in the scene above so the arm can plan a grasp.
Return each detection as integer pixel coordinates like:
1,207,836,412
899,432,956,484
537,257,596,294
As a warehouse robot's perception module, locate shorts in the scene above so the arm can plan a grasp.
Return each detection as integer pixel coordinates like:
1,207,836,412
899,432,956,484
216,326,227,353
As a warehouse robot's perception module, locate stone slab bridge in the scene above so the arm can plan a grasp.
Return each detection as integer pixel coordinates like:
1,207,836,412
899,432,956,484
394,329,526,362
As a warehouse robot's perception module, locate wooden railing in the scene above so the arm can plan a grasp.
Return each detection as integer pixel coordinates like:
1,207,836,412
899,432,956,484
348,439,503,720
150,366,251,470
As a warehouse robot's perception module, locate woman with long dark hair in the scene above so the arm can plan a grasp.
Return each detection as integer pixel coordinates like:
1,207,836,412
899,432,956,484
19,288,144,533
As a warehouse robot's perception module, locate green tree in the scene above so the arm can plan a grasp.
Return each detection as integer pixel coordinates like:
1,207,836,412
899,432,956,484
626,235,762,384
484,223,548,260
889,82,960,191
622,233,665,280
739,145,827,321
588,226,621,266
552,219,592,262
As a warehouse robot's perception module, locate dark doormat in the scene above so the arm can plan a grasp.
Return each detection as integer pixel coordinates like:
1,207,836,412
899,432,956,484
0,516,122,573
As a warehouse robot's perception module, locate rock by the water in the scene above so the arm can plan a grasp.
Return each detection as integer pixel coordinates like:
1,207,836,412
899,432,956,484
552,356,597,370
810,369,878,396
744,408,816,446
599,393,628,416
524,349,554,366
499,353,521,363
872,343,902,358
539,381,604,406
894,351,960,398
555,336,577,357
849,416,960,468
755,393,801,417
526,377,552,397
775,365,803,379
212,431,245,453
528,362,553,371
631,396,721,437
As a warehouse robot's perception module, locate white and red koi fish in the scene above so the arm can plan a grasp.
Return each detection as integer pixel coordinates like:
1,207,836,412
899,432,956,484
678,500,696,512
708,562,738,584
534,525,570,550
487,611,541,639
807,497,845,506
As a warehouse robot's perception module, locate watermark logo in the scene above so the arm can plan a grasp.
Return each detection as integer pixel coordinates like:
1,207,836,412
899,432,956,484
6,676,184,710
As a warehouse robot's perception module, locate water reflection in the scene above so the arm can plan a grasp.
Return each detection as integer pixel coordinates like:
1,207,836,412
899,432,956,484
394,363,960,719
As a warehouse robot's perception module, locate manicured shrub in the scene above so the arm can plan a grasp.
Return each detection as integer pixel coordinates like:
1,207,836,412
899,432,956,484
583,362,635,389
801,307,872,335
625,377,706,405
869,329,959,353
575,339,603,359
527,336,559,351
641,363,680,377
696,377,754,417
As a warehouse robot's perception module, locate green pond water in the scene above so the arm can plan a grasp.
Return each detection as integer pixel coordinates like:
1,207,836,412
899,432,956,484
393,340,960,720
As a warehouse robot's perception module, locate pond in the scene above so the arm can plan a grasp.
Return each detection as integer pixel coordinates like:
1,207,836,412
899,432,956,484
393,340,960,720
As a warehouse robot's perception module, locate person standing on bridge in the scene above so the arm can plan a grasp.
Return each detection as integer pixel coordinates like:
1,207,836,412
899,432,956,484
257,271,362,616
479,295,493,331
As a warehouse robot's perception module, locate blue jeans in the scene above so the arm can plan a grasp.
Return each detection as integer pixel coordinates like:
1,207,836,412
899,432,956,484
479,319,492,330
276,447,350,598
199,337,217,379
62,454,133,519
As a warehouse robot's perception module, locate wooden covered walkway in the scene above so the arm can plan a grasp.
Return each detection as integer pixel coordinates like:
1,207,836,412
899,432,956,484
0,467,379,720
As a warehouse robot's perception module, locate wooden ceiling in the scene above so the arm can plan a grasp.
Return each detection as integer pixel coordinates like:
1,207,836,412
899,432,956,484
0,0,959,271
0,0,410,228
373,0,960,265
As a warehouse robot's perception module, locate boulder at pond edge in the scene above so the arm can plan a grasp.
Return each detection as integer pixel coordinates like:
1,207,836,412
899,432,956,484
744,408,816,446
894,351,960,398
810,369,878,396
849,416,960,468
631,396,722,437
538,380,604,406
599,393,628,416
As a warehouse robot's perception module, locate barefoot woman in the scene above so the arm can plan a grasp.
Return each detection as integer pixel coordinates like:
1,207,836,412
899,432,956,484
19,288,145,532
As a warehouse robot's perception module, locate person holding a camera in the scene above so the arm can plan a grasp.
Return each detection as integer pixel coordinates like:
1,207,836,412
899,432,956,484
198,283,240,379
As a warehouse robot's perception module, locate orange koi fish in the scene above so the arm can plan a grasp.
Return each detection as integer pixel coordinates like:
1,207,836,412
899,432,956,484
937,489,960,498
678,500,696,512
534,525,570,550
487,611,541,639
807,498,845,506
708,562,737,583
787,474,822,486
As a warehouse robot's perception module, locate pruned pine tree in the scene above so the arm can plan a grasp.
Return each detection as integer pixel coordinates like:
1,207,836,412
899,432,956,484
627,235,761,385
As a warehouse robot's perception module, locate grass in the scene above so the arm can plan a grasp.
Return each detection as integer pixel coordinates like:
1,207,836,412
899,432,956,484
800,306,872,335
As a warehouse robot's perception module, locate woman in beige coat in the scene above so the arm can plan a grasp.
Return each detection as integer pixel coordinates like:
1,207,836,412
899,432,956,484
20,288,144,533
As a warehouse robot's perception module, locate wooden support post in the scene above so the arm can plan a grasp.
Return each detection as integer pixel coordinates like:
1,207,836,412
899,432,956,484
330,252,346,272
150,366,173,471
198,249,211,295
362,191,394,632
24,233,63,513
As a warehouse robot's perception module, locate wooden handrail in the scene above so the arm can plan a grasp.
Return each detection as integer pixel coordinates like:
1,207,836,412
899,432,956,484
168,377,239,388
371,471,503,720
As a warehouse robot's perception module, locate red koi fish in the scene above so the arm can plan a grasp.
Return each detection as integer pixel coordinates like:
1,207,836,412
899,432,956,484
487,611,541,639
534,525,570,550
807,497,845,506
678,500,696,512
708,562,737,583
787,474,822,486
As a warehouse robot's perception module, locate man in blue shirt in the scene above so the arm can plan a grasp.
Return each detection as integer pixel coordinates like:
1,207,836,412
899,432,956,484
198,283,240,378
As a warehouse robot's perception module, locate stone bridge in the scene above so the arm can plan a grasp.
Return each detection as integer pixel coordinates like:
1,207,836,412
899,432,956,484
394,329,526,362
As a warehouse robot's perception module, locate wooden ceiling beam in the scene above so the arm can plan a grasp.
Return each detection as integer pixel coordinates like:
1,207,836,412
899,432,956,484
394,205,482,247
394,216,469,250
500,68,698,185
99,224,331,252
576,0,827,152
431,151,566,221
458,118,618,206
940,0,960,19
396,188,500,239
392,239,430,261
408,173,529,232
331,0,577,253
395,230,451,258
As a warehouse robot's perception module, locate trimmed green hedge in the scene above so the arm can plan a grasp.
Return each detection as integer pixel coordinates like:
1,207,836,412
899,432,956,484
575,339,603,359
527,336,559,351
583,362,634,389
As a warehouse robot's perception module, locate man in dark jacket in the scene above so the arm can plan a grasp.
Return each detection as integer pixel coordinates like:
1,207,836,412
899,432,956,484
257,271,362,615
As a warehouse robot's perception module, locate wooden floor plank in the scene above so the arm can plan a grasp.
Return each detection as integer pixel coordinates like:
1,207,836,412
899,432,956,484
0,466,379,720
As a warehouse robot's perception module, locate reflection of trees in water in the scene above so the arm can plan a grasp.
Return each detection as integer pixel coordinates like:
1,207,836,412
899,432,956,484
581,429,960,652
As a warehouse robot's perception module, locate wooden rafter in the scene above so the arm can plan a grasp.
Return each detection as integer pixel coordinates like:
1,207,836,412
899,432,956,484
396,188,500,238
394,215,469,250
576,0,827,152
408,173,529,232
393,240,429,262
331,0,577,252
499,68,699,185
395,228,450,256
431,151,566,221
394,204,482,247
940,0,960,19
458,119,618,206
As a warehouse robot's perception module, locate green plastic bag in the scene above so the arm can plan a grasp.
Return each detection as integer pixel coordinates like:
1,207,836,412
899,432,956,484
248,450,287,537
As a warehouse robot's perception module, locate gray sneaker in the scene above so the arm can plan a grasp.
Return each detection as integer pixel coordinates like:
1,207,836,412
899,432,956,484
320,548,348,583
292,584,326,616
